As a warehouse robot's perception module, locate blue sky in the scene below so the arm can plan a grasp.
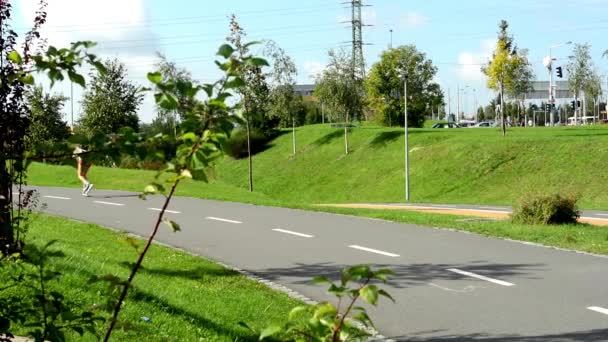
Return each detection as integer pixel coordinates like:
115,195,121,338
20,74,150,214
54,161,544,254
11,0,608,122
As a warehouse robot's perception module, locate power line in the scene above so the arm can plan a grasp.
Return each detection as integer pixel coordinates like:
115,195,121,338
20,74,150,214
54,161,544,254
15,5,343,33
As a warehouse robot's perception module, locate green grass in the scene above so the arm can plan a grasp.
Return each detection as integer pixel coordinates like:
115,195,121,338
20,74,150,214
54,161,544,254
1,215,300,341
29,124,608,209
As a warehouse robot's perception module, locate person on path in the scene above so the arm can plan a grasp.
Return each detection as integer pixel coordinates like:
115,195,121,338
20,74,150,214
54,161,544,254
74,146,94,196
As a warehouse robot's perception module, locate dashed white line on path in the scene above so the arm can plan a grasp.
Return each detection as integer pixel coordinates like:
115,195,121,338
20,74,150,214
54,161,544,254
206,217,242,224
148,208,181,214
348,245,400,257
447,268,515,287
272,229,314,238
44,195,71,200
94,201,125,206
588,306,608,315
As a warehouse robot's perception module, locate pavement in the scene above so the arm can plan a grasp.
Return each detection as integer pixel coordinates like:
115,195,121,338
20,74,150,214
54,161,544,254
30,186,608,341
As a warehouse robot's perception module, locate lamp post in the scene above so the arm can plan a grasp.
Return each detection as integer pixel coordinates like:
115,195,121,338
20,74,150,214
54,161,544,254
403,72,410,202
547,41,572,126
389,29,393,49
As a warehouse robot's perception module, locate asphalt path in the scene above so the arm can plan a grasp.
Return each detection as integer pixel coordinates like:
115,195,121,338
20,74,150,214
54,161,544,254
30,186,608,341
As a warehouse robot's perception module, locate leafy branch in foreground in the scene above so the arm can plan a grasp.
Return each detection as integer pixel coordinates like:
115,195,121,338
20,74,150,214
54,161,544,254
243,265,395,342
99,41,268,341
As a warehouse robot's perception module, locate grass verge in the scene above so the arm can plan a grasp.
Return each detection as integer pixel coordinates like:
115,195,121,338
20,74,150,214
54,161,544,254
1,215,300,341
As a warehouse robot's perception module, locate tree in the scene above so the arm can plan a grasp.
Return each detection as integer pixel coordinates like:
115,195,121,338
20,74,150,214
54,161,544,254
482,20,526,136
477,106,485,122
567,43,594,124
585,70,602,118
1,0,105,254
227,15,270,192
506,48,534,124
25,86,70,154
264,41,298,155
152,53,196,137
79,58,143,135
366,45,443,128
315,49,364,155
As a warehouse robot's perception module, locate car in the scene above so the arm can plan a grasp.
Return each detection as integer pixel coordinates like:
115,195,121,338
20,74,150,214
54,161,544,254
432,122,461,128
473,122,494,127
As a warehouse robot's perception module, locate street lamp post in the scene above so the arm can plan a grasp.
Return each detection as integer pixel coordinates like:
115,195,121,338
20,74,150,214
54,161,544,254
548,41,572,126
389,29,393,49
403,73,410,202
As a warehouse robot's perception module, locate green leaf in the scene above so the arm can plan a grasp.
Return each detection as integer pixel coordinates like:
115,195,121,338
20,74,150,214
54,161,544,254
217,44,235,59
288,305,308,320
21,74,35,85
8,51,23,64
242,41,262,50
360,284,379,306
147,72,162,84
245,57,270,67
68,70,86,87
378,289,395,303
144,185,158,194
373,268,395,282
225,77,246,89
163,219,181,232
259,324,282,340
311,276,332,285
352,311,373,327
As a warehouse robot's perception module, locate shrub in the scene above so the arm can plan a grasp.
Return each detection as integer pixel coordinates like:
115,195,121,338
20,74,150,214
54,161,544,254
225,128,275,159
512,193,580,225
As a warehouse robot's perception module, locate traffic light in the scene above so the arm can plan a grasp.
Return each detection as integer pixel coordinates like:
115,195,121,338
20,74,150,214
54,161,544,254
545,103,551,111
570,101,576,110
556,66,563,78
577,100,581,108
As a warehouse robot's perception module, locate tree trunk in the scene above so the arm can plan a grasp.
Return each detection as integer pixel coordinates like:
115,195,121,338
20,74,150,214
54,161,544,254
500,83,506,136
292,115,296,156
246,120,253,192
344,112,349,155
0,159,13,256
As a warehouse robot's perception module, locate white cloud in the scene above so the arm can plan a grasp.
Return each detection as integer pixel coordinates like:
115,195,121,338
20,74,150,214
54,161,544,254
17,0,160,122
456,39,495,82
400,12,427,29
302,61,325,81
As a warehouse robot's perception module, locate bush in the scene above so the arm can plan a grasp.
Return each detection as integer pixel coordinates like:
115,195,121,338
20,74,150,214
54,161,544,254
224,128,275,159
512,193,580,225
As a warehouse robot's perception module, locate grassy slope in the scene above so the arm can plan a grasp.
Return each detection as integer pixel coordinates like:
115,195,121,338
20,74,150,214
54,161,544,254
28,124,608,209
3,215,299,341
216,124,608,209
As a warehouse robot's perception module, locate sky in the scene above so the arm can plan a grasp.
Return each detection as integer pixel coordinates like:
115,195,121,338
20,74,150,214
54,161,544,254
10,0,608,123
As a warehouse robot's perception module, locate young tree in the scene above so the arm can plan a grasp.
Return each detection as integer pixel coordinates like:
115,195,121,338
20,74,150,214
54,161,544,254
506,49,534,124
482,20,526,136
79,58,143,135
264,41,298,155
567,43,594,124
366,45,443,128
315,49,364,155
227,15,270,191
585,70,602,119
152,53,196,136
477,106,485,122
25,86,70,153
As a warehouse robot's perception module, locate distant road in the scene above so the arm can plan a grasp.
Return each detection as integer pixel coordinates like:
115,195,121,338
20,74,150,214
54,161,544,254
32,186,608,341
